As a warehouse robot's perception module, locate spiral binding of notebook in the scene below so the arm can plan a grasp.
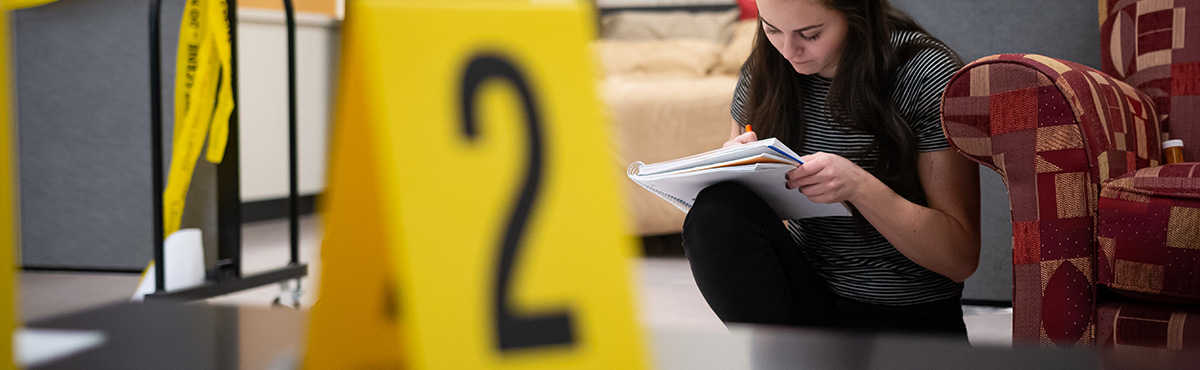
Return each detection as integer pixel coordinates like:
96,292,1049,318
627,161,693,213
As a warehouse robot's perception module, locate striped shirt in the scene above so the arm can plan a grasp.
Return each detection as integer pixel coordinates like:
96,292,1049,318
730,31,964,305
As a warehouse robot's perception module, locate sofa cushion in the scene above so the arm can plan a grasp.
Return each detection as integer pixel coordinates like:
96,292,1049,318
600,8,741,45
1098,163,1200,304
713,19,758,76
602,76,738,235
1097,302,1200,349
594,39,723,78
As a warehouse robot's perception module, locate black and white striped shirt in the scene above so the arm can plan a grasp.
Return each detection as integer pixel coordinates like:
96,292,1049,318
730,31,964,305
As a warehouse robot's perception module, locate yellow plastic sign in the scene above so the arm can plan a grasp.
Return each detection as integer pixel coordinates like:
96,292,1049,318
0,3,32,368
1,0,53,9
306,0,648,369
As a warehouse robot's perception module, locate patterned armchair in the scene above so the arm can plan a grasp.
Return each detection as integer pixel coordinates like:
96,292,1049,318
940,0,1200,348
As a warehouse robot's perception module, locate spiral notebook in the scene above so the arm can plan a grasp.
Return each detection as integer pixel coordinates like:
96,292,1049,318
627,138,852,220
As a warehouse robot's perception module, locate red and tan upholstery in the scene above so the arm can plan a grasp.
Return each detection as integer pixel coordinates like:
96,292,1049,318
1100,0,1200,157
1097,302,1200,349
1099,164,1200,305
942,54,1162,346
940,0,1200,348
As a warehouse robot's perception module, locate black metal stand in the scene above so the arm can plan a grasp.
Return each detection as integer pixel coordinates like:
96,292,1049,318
145,0,308,301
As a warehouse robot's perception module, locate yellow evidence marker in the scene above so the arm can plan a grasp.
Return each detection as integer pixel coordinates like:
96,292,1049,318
305,0,649,369
0,5,15,369
0,1,60,368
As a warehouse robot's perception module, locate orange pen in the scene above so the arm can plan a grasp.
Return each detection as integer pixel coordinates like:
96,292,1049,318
745,124,752,134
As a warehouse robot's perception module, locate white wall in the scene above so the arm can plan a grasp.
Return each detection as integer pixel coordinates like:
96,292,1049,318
235,10,339,202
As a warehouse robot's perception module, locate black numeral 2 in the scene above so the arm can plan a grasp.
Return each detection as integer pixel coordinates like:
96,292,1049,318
459,55,575,351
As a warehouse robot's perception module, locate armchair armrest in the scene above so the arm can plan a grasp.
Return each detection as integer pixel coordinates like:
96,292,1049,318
940,54,1162,346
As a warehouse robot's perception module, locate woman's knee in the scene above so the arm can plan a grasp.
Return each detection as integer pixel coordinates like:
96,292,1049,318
691,182,760,215
685,182,752,231
683,182,769,248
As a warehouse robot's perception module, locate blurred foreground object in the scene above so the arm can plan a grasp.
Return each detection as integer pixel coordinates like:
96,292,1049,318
0,1,58,368
305,0,648,369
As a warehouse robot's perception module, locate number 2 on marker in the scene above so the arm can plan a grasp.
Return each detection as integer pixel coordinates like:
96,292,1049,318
458,54,576,351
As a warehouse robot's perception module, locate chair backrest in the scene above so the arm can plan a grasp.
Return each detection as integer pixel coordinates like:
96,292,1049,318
1100,0,1200,161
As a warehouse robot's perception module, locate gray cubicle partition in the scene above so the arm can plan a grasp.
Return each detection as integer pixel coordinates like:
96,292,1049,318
13,0,198,271
894,0,1101,303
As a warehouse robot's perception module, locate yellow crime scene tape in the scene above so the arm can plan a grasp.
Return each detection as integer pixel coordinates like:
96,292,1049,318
142,0,234,285
163,0,234,238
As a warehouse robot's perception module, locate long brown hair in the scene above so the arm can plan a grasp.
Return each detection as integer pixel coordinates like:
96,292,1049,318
743,0,958,188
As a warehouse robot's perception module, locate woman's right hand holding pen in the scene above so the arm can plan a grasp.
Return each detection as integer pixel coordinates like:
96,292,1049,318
723,124,758,148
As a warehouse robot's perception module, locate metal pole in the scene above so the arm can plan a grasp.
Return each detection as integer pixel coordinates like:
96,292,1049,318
216,0,243,280
283,0,299,265
149,0,165,293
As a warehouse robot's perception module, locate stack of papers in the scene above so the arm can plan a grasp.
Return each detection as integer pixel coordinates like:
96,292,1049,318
628,138,851,220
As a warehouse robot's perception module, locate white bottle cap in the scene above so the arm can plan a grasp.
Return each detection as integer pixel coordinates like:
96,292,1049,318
1163,139,1184,149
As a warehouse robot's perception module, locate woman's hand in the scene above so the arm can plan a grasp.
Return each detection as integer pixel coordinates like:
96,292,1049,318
784,152,871,204
723,130,757,148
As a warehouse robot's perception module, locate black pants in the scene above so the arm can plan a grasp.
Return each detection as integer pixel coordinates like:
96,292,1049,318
681,182,968,338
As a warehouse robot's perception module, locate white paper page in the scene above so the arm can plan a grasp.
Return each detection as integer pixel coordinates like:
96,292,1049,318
634,163,851,219
637,138,799,176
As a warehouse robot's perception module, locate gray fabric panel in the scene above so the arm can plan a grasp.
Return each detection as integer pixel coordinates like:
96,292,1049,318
892,0,1099,302
15,0,186,270
895,0,1101,69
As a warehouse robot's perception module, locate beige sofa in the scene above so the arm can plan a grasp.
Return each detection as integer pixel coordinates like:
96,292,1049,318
596,11,757,236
